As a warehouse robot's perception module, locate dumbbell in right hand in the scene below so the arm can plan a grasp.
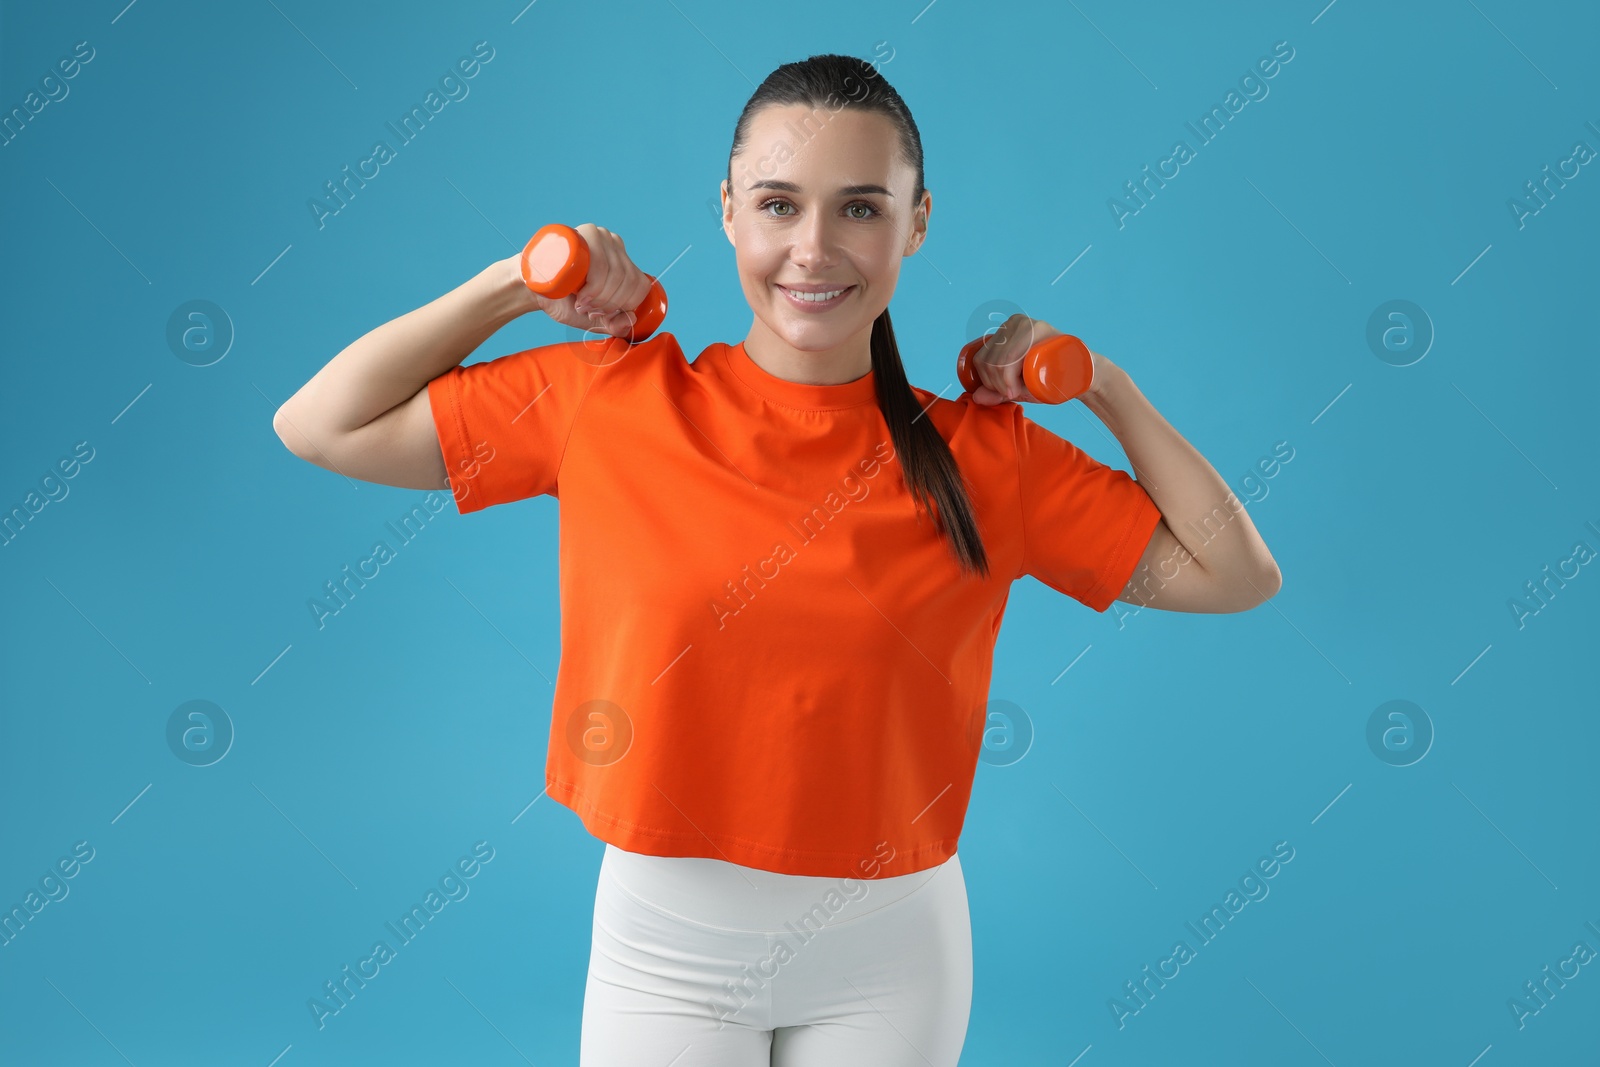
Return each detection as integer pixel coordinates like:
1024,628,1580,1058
519,224,668,343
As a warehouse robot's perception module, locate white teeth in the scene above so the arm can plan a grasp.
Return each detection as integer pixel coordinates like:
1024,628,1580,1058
783,286,847,302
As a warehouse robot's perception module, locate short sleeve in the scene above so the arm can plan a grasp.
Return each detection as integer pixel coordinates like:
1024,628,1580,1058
1016,411,1163,612
427,341,602,513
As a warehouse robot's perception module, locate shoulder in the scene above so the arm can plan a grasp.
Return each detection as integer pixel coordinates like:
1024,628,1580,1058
907,383,1027,449
628,330,690,363
533,331,690,401
582,330,689,373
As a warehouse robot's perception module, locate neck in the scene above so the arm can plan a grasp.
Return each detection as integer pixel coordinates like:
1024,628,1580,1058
741,316,874,386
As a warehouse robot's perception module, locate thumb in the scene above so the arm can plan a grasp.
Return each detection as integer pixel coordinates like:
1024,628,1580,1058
591,307,639,339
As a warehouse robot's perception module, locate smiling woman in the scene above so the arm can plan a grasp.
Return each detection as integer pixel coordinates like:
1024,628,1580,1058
275,45,1278,1067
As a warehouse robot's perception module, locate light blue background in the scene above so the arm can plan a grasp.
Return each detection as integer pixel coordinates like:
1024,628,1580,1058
3,0,1596,1063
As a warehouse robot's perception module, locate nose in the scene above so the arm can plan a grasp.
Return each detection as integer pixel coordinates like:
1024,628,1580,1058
788,209,838,272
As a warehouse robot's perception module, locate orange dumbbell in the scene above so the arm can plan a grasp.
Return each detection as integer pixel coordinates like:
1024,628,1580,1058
519,224,669,343
956,332,1094,404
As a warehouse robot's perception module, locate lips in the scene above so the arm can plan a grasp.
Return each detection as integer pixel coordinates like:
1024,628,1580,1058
777,283,854,309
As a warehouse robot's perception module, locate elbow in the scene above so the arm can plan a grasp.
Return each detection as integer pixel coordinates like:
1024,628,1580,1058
272,404,295,454
1217,561,1281,612
273,402,310,459
1248,561,1282,606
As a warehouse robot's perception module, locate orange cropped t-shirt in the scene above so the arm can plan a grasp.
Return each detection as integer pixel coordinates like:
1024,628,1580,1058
427,332,1162,878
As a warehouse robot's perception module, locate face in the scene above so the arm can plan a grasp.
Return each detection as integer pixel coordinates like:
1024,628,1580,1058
722,103,930,354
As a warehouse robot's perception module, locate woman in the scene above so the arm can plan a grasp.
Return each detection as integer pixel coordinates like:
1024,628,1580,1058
274,52,1281,1067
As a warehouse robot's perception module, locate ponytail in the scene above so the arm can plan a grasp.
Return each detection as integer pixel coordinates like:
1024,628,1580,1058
871,308,990,580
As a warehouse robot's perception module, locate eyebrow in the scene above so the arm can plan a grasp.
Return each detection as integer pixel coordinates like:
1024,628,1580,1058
744,180,895,198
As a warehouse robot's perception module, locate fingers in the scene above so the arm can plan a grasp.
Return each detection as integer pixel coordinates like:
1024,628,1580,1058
589,230,631,311
974,314,1033,401
600,233,651,315
573,225,649,323
570,225,608,313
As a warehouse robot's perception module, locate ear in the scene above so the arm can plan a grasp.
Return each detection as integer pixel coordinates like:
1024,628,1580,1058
721,180,736,246
905,189,931,256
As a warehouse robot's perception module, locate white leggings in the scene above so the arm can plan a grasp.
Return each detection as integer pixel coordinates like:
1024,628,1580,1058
580,843,973,1066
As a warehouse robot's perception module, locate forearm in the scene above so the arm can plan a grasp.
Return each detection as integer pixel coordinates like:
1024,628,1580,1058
279,257,539,435
1080,355,1280,588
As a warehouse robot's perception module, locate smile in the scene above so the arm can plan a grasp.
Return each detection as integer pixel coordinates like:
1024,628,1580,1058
777,284,854,310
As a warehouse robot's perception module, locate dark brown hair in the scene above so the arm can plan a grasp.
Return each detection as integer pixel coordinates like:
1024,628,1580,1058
725,52,990,579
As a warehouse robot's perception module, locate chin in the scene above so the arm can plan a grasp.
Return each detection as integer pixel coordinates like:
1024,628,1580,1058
770,320,860,352
768,301,875,345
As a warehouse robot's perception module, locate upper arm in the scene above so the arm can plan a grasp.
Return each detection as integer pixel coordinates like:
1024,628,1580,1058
1016,410,1164,611
276,340,606,510
275,384,447,491
1114,517,1276,613
425,343,602,511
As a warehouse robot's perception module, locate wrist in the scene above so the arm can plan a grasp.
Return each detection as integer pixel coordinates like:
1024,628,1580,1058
1080,351,1124,413
482,255,544,323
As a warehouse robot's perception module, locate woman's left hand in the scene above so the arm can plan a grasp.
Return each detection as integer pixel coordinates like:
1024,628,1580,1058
965,313,1102,406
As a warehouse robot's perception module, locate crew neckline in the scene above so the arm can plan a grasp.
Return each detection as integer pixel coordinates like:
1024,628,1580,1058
721,340,879,410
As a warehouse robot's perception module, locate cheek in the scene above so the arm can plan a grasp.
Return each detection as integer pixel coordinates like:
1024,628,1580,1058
739,223,780,256
862,249,896,277
735,233,785,283
852,249,898,289
854,229,902,270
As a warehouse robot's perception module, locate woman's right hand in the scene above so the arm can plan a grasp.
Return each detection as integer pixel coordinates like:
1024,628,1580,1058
522,223,655,339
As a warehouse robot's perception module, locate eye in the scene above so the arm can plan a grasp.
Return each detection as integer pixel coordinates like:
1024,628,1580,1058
757,198,881,220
